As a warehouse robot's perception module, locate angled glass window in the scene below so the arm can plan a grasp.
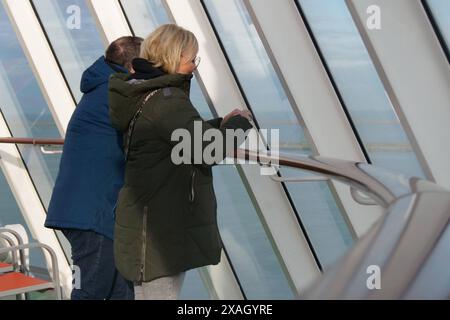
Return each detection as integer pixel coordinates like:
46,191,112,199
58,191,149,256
179,270,210,300
32,0,105,102
120,0,170,33
203,0,354,268
297,0,427,179
0,3,61,208
425,0,450,57
0,173,23,229
0,170,47,273
121,0,295,299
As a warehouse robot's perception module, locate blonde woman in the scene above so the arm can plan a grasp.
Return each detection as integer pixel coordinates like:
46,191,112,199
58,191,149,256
108,24,252,299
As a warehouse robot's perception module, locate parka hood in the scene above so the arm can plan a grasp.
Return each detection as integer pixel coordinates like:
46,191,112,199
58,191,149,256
81,56,127,93
108,63,193,133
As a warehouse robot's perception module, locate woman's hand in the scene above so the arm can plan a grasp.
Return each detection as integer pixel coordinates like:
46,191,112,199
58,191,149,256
238,110,253,122
221,108,253,127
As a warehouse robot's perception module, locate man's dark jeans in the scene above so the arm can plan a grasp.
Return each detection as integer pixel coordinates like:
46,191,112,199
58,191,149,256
62,229,134,300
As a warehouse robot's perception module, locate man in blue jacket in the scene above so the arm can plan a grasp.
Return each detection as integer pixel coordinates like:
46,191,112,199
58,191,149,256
45,36,143,300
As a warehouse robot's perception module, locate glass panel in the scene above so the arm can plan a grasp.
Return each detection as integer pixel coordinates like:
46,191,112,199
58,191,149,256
213,166,295,299
0,173,23,228
426,0,450,54
121,0,295,299
0,3,62,209
32,0,106,102
179,270,210,299
120,0,170,33
0,170,46,271
297,0,427,179
203,0,353,267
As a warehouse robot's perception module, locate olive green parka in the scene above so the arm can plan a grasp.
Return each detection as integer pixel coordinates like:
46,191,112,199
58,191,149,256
108,69,251,283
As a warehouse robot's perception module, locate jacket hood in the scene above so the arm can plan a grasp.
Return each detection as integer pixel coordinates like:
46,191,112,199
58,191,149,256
108,67,193,132
131,58,166,80
80,56,127,93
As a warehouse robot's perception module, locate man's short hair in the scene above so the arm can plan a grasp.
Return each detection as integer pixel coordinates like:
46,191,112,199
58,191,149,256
105,36,143,71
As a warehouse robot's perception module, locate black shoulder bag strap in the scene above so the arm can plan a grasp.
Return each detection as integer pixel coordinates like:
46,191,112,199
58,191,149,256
124,89,160,162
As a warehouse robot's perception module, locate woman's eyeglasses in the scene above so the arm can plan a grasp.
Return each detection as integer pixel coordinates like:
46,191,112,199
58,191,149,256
181,55,201,68
191,56,201,68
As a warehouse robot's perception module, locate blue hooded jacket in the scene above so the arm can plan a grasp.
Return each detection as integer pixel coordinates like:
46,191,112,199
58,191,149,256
45,56,127,240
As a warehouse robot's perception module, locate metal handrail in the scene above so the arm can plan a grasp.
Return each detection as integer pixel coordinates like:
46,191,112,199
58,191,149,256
0,138,426,207
350,186,378,206
0,138,64,155
1,139,449,299
1,138,444,200
234,148,429,208
0,138,64,145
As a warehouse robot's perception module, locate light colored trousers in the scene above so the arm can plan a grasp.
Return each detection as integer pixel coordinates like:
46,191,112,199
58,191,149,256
134,272,185,300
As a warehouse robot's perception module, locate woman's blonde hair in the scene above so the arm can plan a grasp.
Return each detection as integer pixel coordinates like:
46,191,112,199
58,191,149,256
140,24,198,74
